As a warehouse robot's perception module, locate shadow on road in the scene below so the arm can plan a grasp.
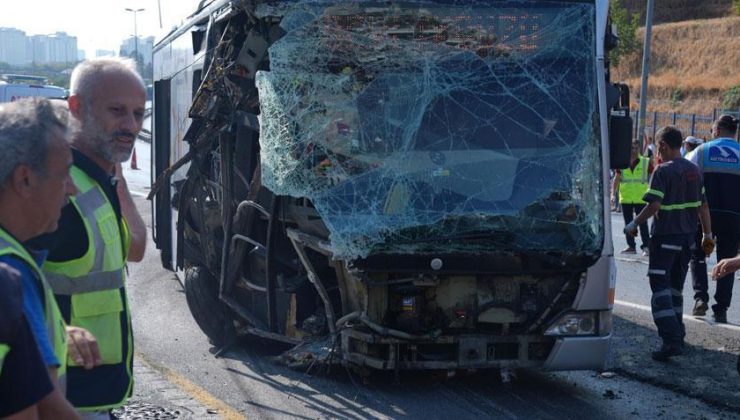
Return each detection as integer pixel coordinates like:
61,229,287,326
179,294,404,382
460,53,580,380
607,312,740,412
208,316,740,419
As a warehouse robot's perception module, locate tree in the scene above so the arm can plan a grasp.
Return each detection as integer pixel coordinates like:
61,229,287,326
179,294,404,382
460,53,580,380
723,85,740,110
609,0,641,65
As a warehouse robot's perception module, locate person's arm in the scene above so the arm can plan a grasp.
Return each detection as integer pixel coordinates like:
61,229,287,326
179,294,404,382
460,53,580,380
625,167,665,236
631,201,661,228
15,271,80,420
66,325,101,369
18,271,59,369
0,303,53,419
698,170,714,254
5,405,39,420
699,201,713,237
115,164,146,262
712,255,740,279
611,172,621,207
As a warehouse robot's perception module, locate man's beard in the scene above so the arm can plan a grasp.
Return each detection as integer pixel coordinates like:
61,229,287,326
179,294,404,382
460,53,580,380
76,111,136,163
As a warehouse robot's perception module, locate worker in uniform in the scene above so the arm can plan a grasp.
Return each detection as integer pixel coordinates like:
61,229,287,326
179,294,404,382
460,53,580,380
710,253,740,374
682,136,703,159
0,98,100,419
689,115,740,323
681,136,711,316
612,140,653,256
29,58,147,418
625,126,713,362
0,263,54,419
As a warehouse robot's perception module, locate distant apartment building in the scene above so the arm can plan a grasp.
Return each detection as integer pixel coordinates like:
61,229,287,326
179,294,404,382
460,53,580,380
120,36,154,67
29,32,78,64
0,27,29,66
0,28,78,66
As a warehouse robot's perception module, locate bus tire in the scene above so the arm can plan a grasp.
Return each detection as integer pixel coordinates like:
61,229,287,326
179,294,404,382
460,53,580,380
184,266,235,347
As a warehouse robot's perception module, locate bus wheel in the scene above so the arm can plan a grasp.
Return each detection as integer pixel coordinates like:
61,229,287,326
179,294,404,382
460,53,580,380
184,266,235,347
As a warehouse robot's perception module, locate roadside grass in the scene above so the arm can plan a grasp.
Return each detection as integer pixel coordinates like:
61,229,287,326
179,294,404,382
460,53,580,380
621,0,733,24
612,16,740,113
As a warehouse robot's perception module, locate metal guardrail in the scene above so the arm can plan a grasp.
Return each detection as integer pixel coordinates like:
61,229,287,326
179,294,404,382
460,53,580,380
633,108,740,140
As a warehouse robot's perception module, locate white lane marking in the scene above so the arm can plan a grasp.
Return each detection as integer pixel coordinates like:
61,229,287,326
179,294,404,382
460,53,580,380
615,256,648,265
131,190,148,198
614,299,740,332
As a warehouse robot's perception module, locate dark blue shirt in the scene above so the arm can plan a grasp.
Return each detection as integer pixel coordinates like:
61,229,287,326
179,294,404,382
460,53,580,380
0,248,59,368
643,157,704,237
690,138,740,216
0,262,54,417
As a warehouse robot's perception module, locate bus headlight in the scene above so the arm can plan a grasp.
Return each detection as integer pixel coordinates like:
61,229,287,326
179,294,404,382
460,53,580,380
544,312,598,336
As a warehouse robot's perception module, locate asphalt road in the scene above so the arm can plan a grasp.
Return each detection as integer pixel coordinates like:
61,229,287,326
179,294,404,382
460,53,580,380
123,186,739,417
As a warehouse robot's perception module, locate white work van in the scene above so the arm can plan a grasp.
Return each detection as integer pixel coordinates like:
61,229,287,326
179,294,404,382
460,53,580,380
0,75,66,103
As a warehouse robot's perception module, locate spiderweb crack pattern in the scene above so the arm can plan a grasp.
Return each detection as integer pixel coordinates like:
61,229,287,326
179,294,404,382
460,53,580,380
256,1,602,259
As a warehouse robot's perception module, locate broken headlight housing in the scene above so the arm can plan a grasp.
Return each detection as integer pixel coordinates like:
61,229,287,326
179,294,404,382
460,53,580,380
544,311,611,336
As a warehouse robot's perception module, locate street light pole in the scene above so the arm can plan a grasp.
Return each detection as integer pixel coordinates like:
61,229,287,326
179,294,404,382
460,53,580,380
124,7,145,73
636,0,655,153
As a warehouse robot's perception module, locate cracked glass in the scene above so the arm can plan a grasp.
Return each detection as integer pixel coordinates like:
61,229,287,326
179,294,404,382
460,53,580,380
255,1,603,259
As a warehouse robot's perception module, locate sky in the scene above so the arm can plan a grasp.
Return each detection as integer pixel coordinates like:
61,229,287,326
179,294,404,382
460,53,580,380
0,0,202,58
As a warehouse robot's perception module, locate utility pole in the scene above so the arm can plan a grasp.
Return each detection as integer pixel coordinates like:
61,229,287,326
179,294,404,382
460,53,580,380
636,0,655,153
124,8,145,74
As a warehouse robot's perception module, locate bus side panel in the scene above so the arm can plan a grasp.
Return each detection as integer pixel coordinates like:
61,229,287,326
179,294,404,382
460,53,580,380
153,28,201,272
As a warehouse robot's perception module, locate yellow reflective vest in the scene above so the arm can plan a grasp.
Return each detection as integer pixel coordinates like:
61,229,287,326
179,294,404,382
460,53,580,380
619,156,650,205
0,227,68,386
44,165,132,411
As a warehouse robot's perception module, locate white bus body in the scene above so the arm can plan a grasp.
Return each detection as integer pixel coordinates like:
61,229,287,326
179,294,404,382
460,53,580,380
151,0,632,372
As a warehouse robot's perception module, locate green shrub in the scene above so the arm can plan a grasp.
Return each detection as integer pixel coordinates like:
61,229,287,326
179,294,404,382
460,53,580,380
723,85,740,110
610,0,641,65
670,88,685,106
734,0,740,16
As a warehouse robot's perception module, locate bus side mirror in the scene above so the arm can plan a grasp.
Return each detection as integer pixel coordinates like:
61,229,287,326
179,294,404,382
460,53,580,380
609,83,632,170
610,115,632,169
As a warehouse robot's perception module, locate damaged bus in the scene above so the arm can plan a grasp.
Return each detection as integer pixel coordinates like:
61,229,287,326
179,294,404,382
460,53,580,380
150,0,633,374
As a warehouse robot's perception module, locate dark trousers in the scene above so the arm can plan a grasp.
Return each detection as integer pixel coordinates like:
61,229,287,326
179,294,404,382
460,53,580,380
711,213,740,313
648,234,693,346
622,203,650,249
690,227,708,303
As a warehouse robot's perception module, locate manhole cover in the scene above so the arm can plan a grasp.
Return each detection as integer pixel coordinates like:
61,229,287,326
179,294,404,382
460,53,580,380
112,402,184,419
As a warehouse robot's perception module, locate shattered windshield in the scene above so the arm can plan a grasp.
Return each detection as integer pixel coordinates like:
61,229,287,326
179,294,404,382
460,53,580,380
256,1,603,259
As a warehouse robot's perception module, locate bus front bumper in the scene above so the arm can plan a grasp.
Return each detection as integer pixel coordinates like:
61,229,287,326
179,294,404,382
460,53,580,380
542,334,611,371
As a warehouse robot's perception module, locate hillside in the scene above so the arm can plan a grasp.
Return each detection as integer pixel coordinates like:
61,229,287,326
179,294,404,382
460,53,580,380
612,16,740,113
621,0,734,24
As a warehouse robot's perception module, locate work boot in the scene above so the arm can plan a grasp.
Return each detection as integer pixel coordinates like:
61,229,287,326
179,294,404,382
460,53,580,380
620,246,636,254
692,299,708,316
651,343,684,362
713,310,727,324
